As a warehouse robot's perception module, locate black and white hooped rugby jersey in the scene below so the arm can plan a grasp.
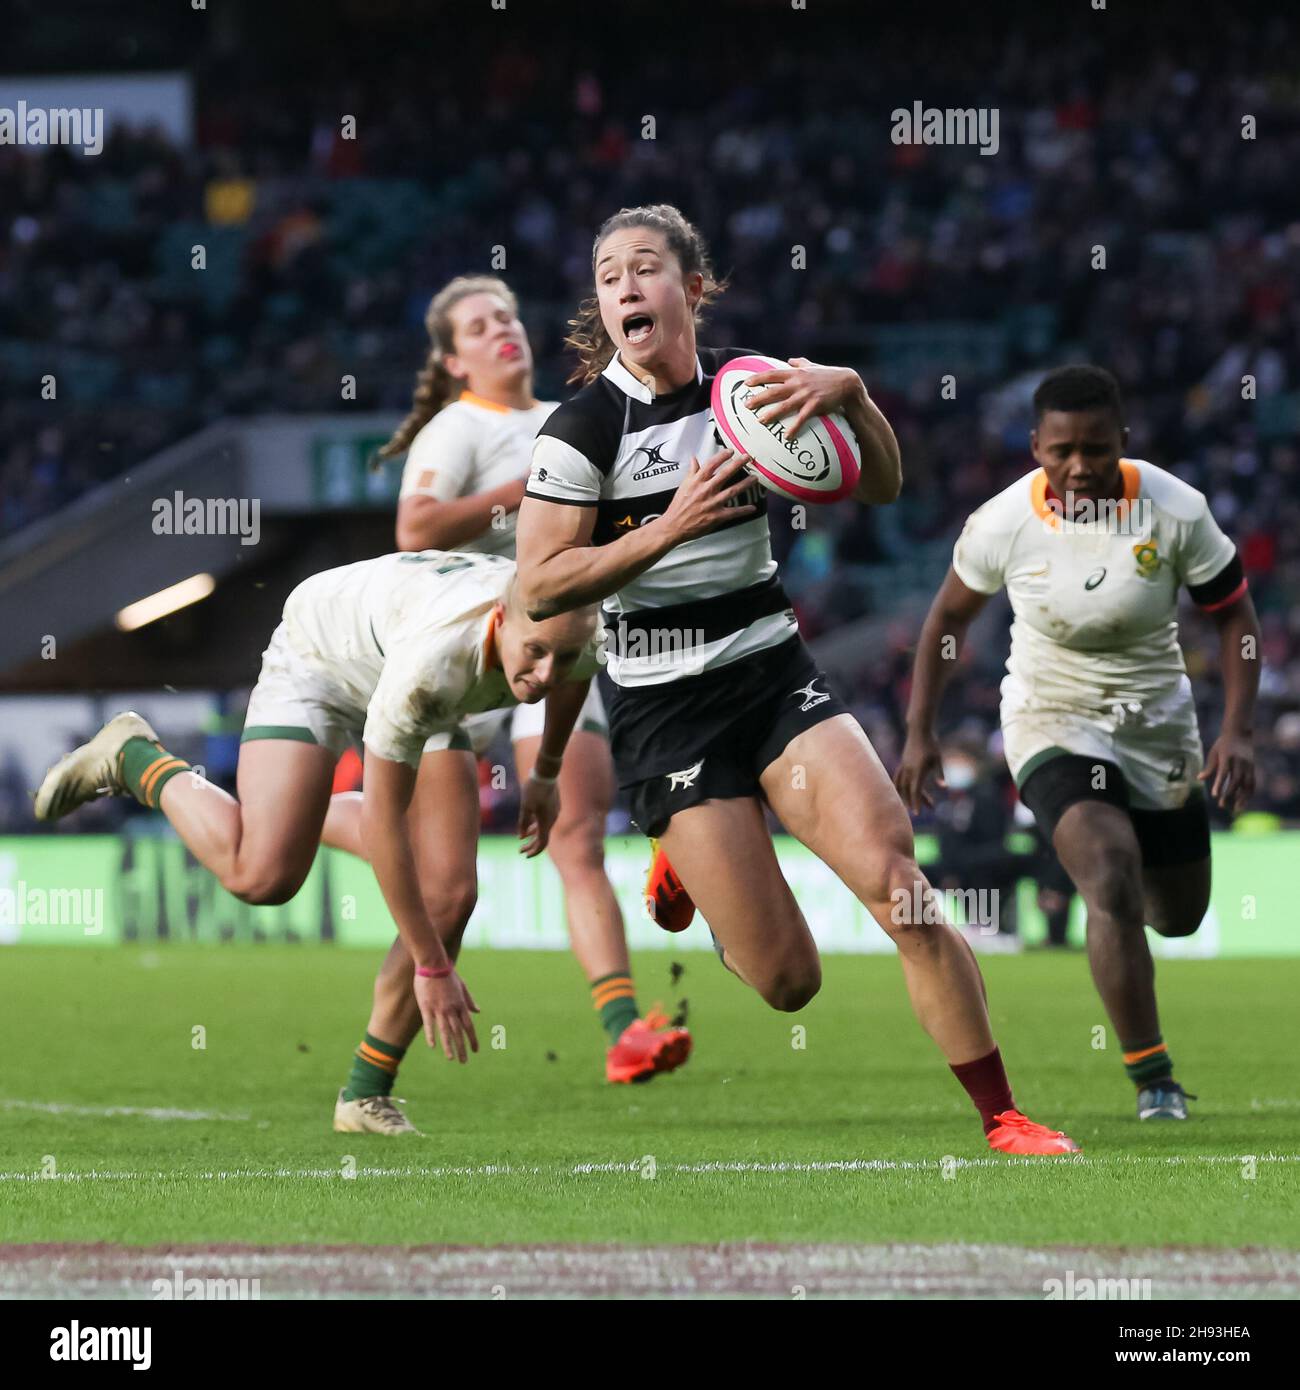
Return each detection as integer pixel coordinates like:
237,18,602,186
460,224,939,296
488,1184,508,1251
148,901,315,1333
525,347,797,686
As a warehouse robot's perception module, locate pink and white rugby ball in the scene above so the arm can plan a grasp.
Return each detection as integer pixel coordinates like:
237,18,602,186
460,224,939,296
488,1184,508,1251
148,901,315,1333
711,354,861,503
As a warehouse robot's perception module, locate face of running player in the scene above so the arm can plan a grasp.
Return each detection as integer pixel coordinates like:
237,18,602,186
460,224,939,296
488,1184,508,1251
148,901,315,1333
1031,407,1129,507
594,227,703,385
443,292,533,392
494,605,594,703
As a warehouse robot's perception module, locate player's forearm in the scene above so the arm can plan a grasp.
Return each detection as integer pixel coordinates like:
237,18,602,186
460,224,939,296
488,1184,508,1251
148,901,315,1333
359,753,448,968
1214,598,1261,739
363,812,448,969
844,385,902,505
397,481,522,552
905,604,970,734
520,517,677,620
536,678,589,772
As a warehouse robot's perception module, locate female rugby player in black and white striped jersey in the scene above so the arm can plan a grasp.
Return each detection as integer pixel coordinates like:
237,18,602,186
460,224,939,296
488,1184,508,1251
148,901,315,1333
515,203,1078,1154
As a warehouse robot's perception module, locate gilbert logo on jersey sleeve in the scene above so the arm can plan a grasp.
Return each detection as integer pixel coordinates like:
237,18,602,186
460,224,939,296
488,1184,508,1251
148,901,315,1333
792,679,830,712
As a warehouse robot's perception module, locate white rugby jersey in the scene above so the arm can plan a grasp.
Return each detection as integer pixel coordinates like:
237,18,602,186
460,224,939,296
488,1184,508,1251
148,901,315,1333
280,550,597,766
400,391,558,557
524,347,795,686
953,458,1242,718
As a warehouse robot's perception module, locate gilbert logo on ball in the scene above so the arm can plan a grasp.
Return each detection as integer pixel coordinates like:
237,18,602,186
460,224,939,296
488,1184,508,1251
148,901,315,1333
710,354,861,503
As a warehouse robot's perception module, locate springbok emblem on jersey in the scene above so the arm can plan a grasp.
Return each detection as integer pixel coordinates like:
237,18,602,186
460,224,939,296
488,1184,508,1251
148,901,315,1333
792,678,831,712
665,759,704,791
1133,541,1162,577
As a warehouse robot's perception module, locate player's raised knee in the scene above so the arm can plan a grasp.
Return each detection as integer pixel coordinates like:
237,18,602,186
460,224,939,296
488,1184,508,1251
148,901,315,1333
1148,909,1204,938
228,865,309,907
757,960,822,1012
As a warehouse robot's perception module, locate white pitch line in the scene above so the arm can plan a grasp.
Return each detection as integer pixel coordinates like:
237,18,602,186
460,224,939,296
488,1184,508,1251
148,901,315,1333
2,1154,1298,1182
1,1099,251,1122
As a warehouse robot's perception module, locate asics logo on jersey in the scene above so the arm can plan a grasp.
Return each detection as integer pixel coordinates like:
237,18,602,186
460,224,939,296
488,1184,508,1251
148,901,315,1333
792,679,831,712
666,760,704,791
1084,567,1107,590
631,443,679,481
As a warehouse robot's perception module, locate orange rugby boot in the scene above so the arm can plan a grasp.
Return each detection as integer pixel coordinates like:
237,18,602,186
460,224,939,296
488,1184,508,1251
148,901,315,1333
986,1110,1081,1155
605,1008,693,1084
644,838,696,933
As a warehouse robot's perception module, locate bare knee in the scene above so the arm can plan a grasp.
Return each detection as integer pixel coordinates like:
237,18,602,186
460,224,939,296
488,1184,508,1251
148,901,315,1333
757,957,822,1012
1084,847,1145,924
422,880,477,940
872,852,938,939
1147,906,1206,938
546,816,606,879
228,865,308,906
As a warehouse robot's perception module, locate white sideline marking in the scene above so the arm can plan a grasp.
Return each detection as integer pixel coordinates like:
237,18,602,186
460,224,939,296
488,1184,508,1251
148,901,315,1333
2,1153,1297,1182
1,1099,250,1123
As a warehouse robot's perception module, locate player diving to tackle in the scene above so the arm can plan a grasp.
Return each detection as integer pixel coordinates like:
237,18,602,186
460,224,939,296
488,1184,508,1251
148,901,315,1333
515,201,1080,1154
896,365,1260,1120
340,272,690,1086
35,549,602,1131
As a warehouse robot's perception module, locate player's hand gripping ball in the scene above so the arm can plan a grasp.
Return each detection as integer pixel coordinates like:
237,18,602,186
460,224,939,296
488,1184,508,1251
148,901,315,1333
710,354,861,503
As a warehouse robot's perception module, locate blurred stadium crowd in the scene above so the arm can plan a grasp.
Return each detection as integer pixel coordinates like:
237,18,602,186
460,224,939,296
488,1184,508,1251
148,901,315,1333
3,3,1299,826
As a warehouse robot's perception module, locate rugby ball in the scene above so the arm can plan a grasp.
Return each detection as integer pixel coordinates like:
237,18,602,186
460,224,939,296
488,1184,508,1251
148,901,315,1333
711,354,861,503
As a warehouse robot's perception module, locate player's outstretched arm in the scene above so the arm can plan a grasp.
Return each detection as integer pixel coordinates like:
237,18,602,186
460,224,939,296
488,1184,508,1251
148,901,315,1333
896,567,990,814
1199,589,1261,814
516,451,755,619
360,747,479,1062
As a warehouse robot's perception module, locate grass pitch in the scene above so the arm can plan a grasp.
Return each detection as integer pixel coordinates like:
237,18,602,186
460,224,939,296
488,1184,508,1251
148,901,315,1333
1,946,1298,1256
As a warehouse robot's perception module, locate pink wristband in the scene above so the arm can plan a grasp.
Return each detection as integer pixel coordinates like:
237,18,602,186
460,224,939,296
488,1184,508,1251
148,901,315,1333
416,965,453,979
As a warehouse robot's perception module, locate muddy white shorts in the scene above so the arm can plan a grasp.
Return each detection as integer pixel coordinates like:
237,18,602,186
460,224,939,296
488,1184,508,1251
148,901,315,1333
1001,677,1203,812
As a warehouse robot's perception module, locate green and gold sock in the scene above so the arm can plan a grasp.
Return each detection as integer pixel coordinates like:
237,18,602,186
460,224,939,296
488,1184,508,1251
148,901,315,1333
342,1032,407,1102
1122,1037,1175,1088
118,736,191,810
592,972,638,1042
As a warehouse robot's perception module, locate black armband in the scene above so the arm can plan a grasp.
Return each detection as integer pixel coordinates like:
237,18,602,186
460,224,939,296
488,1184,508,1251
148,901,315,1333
1187,552,1246,611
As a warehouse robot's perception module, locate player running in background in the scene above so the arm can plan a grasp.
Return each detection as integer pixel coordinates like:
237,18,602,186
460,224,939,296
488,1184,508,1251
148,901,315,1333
896,366,1260,1120
35,550,600,1133
334,274,690,1087
514,202,1079,1155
